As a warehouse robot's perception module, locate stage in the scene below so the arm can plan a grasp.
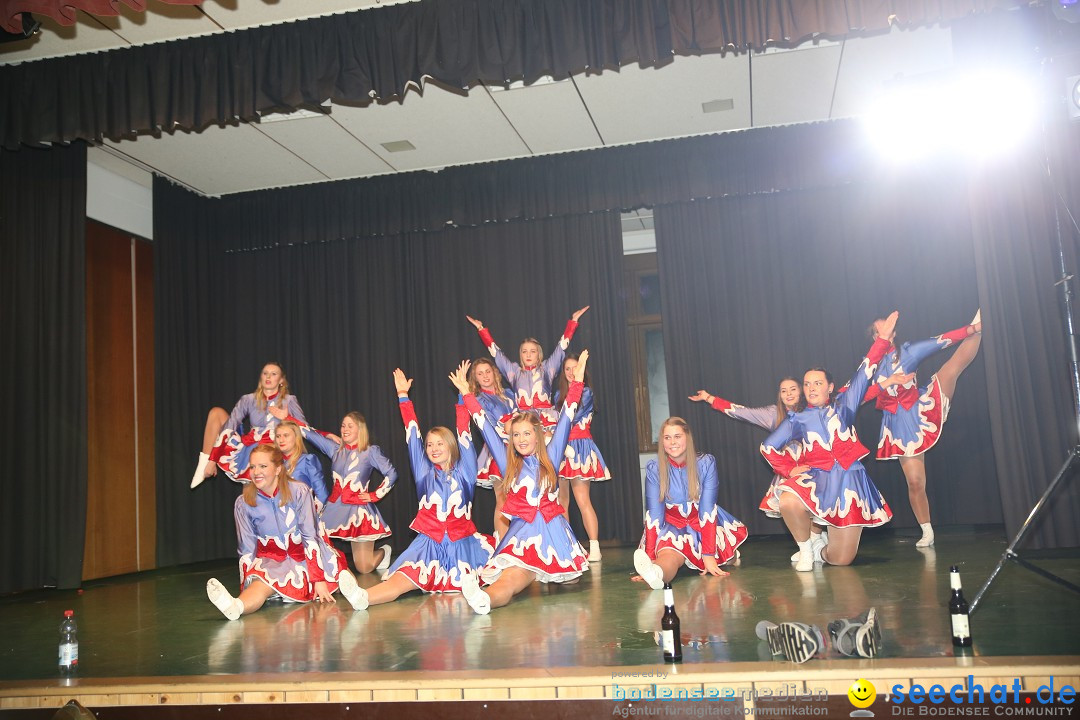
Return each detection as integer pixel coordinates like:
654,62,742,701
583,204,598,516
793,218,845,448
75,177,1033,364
1,526,1077,716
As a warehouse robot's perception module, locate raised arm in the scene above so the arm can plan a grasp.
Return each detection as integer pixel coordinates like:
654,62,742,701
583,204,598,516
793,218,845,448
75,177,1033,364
468,315,519,384
395,368,430,483
900,323,978,371
546,349,588,465
541,306,587,386
454,360,509,475
837,311,898,416
455,400,478,484
690,390,778,431
299,424,341,458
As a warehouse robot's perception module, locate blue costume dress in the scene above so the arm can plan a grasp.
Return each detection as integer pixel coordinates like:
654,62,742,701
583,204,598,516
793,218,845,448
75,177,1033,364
761,339,894,528
639,454,748,567
301,428,397,542
707,397,798,517
464,381,589,583
287,452,329,510
473,388,516,490
863,324,973,459
234,480,347,602
476,317,579,430
555,387,611,482
210,392,307,482
386,398,496,592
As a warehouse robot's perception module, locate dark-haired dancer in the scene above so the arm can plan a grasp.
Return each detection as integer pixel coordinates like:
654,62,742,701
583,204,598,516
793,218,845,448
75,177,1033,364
761,312,898,572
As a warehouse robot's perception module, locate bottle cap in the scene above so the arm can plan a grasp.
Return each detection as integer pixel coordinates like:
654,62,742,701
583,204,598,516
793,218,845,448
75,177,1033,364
663,582,673,589
64,610,73,617
949,565,959,572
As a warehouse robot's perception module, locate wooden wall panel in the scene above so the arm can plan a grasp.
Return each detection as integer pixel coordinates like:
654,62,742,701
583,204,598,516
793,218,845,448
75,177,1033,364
83,220,155,580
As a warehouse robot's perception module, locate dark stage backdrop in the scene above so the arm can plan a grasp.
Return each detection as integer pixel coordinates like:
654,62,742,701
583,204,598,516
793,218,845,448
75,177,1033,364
0,143,87,593
154,179,642,566
654,173,1000,537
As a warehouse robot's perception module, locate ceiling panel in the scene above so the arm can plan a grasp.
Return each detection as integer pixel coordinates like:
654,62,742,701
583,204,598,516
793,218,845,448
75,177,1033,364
105,123,328,195
200,0,393,30
489,80,602,154
831,25,954,119
254,114,394,180
0,15,126,64
573,53,752,145
750,44,844,127
330,84,531,172
93,0,220,44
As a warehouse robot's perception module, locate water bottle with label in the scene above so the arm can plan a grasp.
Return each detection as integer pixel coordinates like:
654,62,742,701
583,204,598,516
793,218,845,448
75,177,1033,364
59,610,78,675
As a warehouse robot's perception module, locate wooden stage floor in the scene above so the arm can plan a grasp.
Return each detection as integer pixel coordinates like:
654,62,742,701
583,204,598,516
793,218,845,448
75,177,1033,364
1,526,1078,715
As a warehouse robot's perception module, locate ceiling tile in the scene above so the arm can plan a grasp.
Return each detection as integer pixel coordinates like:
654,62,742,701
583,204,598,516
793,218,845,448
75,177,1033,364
750,44,844,126
573,53,752,145
105,122,328,196
330,83,530,172
489,80,602,154
253,114,394,180
0,15,126,65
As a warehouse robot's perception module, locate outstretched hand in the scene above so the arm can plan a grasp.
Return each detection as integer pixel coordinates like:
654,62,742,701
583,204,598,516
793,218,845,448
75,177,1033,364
874,311,899,344
571,305,590,322
573,349,589,382
700,555,729,577
449,360,472,396
393,368,413,396
688,390,712,403
465,315,483,330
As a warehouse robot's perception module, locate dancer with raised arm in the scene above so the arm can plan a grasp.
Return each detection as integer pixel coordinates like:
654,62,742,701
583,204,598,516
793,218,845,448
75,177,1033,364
452,354,592,614
338,367,495,609
863,312,982,547
467,357,517,540
761,312,899,572
632,418,748,589
465,306,588,430
205,444,349,620
191,362,306,488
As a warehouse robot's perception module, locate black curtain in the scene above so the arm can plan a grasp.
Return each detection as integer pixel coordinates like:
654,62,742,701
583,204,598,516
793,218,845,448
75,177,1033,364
155,177,641,565
654,172,1000,536
0,143,87,592
0,0,1020,149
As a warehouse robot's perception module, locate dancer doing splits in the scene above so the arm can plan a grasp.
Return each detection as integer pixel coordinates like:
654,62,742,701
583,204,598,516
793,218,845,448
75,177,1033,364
205,444,349,620
452,354,592,614
191,362,306,488
761,312,899,572
337,368,495,609
633,417,748,589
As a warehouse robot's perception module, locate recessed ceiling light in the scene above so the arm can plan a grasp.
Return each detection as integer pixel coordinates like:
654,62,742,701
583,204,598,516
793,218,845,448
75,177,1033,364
381,140,416,152
702,99,735,114
257,107,330,123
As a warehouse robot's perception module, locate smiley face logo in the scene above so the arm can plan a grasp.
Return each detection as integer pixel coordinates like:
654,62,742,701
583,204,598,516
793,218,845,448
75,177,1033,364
848,679,876,709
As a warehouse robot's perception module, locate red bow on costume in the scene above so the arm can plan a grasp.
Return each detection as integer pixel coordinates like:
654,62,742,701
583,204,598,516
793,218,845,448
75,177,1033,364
256,538,306,562
502,487,564,523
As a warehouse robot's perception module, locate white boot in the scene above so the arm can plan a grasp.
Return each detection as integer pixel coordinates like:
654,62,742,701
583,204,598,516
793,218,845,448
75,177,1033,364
190,452,211,489
588,540,602,562
375,544,393,578
633,549,664,590
206,578,243,620
795,539,815,572
916,523,935,548
791,529,827,561
460,571,491,615
337,570,369,610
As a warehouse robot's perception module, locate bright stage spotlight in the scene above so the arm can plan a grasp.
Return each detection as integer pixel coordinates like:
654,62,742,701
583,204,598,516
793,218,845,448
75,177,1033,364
862,71,1041,164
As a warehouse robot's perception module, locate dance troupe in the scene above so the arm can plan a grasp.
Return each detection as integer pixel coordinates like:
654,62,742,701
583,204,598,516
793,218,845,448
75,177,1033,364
191,305,982,664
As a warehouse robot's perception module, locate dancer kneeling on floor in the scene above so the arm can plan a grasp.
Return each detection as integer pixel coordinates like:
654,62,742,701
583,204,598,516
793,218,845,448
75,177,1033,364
338,367,496,610
451,353,593,614
632,417,748,589
206,444,349,620
761,312,898,571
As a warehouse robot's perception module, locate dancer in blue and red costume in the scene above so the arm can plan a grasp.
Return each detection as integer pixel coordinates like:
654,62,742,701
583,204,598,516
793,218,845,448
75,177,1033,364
465,306,589,431
632,417,748,590
761,312,899,572
862,312,982,548
468,357,517,541
689,379,822,559
274,420,329,510
191,362,307,488
293,411,398,576
337,367,496,610
451,353,593,614
555,352,610,563
205,444,350,620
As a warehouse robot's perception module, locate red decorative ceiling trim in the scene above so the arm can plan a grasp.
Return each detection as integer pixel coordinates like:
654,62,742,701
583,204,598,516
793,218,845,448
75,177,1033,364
2,0,203,35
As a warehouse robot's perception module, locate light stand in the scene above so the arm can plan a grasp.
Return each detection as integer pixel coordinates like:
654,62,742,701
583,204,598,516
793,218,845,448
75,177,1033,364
970,102,1080,613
